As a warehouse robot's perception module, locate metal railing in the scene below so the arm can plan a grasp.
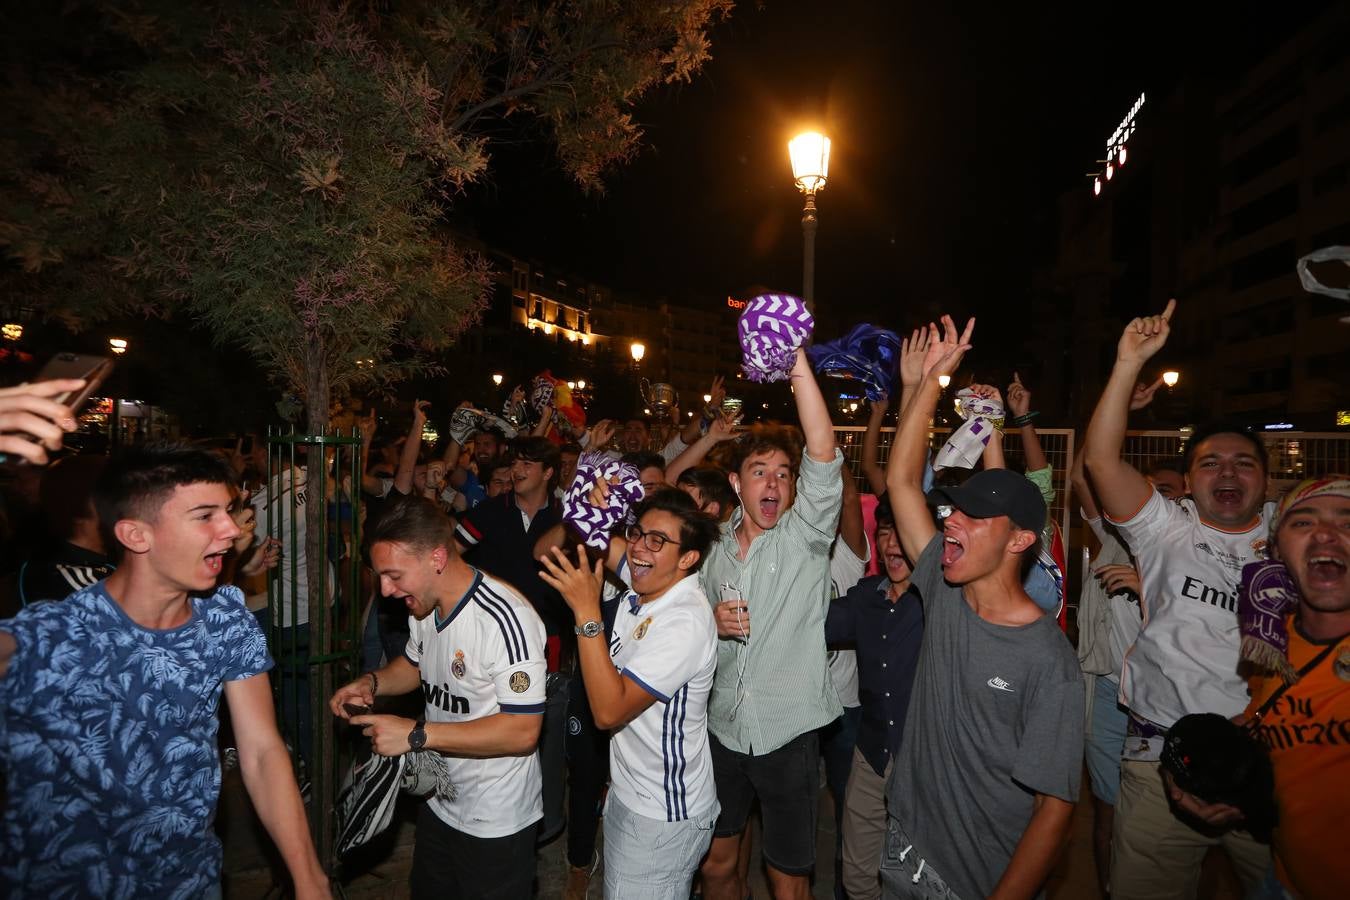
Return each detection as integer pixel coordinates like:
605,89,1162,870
260,427,364,871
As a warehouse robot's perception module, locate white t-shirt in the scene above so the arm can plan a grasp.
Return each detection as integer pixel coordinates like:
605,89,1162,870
251,466,334,628
607,568,719,822
1109,491,1272,730
827,535,869,709
405,569,547,838
1082,514,1142,683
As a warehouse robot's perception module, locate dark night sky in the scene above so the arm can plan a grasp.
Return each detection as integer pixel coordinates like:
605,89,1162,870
459,0,1329,340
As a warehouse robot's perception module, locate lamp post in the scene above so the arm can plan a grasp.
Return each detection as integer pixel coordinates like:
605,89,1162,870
630,341,645,366
108,337,129,444
789,131,831,311
492,373,504,387
1162,370,1180,388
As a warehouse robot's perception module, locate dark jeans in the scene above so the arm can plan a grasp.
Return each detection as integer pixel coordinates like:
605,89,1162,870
565,668,610,868
411,803,537,899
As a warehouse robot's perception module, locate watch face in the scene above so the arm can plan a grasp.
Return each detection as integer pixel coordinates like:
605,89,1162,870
584,621,602,637
409,722,427,751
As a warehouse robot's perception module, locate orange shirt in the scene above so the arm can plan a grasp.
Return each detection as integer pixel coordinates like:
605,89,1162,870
1246,618,1350,900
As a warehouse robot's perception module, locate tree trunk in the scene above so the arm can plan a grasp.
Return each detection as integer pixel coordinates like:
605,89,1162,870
302,338,336,870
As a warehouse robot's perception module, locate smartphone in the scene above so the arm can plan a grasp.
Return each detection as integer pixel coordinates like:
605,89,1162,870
343,702,371,718
35,352,114,414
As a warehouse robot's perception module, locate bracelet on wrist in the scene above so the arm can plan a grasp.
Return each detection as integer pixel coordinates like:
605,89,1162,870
1007,411,1040,428
367,671,379,697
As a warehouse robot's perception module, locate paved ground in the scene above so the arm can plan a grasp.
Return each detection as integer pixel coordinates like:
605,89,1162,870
222,766,1244,899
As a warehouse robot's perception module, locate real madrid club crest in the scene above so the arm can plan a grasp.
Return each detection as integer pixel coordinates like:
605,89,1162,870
452,649,466,679
633,616,653,641
509,671,531,693
1336,646,1350,683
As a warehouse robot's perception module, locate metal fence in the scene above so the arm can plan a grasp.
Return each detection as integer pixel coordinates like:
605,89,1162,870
833,426,1078,549
259,428,364,871
834,426,1350,606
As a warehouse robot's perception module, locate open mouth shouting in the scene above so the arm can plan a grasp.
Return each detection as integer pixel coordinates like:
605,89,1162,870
758,494,781,522
1210,482,1246,509
204,549,229,577
1304,553,1348,590
941,532,965,567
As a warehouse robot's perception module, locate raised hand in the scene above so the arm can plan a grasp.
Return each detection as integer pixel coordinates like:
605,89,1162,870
412,399,429,425
360,406,377,439
967,383,1003,405
920,315,975,382
1006,372,1030,418
899,328,930,388
537,545,605,615
0,378,84,465
707,408,740,441
1129,377,1165,411
1117,298,1176,365
1094,563,1141,595
707,374,726,411
589,418,617,448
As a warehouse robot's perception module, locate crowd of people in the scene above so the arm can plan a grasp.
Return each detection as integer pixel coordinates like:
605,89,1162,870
0,299,1346,900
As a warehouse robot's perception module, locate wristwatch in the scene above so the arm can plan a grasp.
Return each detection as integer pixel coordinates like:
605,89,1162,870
408,718,427,752
574,620,604,639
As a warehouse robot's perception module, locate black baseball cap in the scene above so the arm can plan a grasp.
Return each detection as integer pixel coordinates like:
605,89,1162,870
926,469,1046,533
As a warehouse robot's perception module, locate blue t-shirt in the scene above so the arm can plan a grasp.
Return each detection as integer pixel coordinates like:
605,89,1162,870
0,582,273,898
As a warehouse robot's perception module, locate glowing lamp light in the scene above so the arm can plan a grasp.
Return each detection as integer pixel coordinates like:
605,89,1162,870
580,336,589,346
1162,371,1180,388
937,374,951,389
2,323,22,341
643,408,651,416
109,338,129,355
492,373,504,386
630,342,645,363
1093,177,1102,197
567,381,576,390
788,131,831,193
848,402,859,413
703,394,712,403
542,323,553,335
1118,145,1128,166
577,380,586,390
1105,162,1114,181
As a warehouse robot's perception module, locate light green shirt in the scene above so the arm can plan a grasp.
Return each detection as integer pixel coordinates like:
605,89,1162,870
700,449,845,755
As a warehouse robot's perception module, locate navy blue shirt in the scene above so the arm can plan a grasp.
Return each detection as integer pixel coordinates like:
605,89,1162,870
825,574,924,776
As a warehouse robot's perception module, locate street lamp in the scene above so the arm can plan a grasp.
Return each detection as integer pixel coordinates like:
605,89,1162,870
492,373,504,386
1162,370,1180,388
577,380,586,390
109,337,129,355
630,342,645,364
789,130,831,311
2,324,22,341
937,374,951,389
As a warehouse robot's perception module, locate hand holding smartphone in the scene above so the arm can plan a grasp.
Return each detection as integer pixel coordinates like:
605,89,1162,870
0,352,113,465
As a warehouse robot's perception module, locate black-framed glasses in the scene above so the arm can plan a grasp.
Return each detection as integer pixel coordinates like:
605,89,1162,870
625,523,677,553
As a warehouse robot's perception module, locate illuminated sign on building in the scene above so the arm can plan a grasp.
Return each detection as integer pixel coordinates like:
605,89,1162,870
726,296,747,311
1337,410,1350,427
1090,92,1144,196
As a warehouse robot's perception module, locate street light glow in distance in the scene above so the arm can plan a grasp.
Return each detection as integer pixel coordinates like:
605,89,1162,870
630,342,645,363
492,373,504,386
789,132,831,193
1162,371,1180,388
109,338,128,355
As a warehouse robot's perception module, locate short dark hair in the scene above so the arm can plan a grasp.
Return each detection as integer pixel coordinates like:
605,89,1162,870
95,443,238,560
485,453,514,475
474,426,507,446
624,417,651,430
632,488,718,573
730,422,803,477
560,442,583,458
676,465,736,517
1146,457,1185,479
873,492,895,534
41,455,107,539
512,436,561,488
622,451,666,475
369,494,456,553
1182,423,1267,474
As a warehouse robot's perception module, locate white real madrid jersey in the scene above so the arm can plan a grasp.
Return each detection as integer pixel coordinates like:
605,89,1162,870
1110,491,1273,730
607,566,719,822
405,569,547,838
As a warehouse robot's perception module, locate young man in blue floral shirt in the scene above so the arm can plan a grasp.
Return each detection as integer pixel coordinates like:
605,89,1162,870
0,445,328,899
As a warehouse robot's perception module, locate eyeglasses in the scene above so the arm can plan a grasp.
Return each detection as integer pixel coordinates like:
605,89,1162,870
625,523,677,553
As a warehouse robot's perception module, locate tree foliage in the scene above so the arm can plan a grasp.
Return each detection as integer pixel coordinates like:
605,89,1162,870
1,0,733,430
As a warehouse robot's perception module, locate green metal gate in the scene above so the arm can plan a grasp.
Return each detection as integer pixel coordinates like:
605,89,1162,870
259,427,364,871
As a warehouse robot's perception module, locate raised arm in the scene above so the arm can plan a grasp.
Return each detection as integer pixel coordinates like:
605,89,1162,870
1084,300,1175,520
966,384,1006,470
887,317,974,562
837,463,867,560
665,409,738,485
861,395,890,496
681,375,727,446
393,400,428,496
1069,432,1100,521
1006,373,1048,473
790,347,836,463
